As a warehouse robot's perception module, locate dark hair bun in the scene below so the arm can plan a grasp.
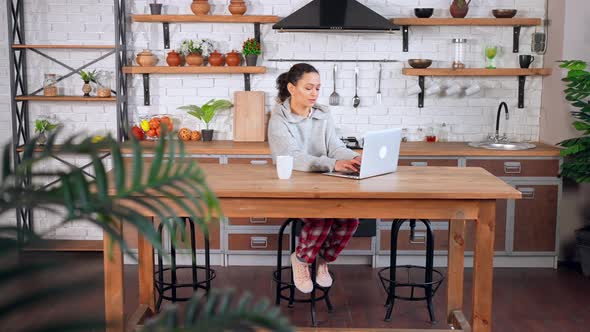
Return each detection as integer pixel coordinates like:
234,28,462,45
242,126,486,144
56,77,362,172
276,63,319,103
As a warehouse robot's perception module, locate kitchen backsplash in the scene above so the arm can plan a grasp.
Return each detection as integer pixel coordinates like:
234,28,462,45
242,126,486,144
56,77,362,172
0,0,547,235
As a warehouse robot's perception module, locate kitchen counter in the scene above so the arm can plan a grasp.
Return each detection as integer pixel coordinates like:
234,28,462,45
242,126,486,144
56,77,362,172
128,141,561,157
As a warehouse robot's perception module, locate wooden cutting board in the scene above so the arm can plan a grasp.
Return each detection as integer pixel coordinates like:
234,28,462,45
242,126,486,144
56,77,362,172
233,91,267,142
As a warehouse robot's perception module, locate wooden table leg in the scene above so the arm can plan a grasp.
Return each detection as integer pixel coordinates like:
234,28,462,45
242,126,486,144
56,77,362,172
471,200,496,332
447,219,466,325
138,218,156,313
104,220,125,332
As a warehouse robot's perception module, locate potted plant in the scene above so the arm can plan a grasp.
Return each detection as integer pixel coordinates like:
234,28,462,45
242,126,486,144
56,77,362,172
178,99,234,141
200,38,215,65
150,0,162,15
242,38,261,66
559,60,590,276
34,118,60,144
180,39,203,66
79,69,96,97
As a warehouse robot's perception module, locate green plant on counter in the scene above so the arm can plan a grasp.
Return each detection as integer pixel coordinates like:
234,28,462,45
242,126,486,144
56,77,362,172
178,99,234,130
242,38,261,56
558,60,590,183
34,119,59,134
180,39,203,55
79,69,96,83
0,130,293,331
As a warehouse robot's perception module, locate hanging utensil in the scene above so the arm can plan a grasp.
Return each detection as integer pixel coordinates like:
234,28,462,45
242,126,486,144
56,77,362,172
353,65,360,108
329,64,340,106
377,63,382,104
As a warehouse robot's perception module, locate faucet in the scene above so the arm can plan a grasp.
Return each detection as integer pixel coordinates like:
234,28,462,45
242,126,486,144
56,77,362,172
494,102,510,141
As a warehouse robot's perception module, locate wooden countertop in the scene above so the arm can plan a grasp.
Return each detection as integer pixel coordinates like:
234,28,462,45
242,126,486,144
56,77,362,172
128,141,561,157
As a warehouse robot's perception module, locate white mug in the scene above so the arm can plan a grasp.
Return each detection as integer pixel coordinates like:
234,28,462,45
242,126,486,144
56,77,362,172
276,155,294,180
425,83,442,96
465,83,481,96
406,84,422,96
445,84,462,96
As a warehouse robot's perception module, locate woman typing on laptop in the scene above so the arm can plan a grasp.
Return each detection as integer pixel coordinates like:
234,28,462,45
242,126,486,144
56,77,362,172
268,63,361,293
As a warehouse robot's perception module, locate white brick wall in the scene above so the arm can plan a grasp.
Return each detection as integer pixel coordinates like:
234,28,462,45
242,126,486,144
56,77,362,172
0,0,549,238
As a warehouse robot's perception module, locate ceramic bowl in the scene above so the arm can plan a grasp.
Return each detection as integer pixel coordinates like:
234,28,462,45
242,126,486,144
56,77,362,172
492,9,517,18
414,8,434,18
408,59,432,69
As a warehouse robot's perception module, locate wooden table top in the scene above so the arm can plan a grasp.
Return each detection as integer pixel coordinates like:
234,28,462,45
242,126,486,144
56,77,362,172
125,141,561,157
195,164,521,200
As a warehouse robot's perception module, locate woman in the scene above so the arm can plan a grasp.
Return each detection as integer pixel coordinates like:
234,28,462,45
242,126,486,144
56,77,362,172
268,63,361,293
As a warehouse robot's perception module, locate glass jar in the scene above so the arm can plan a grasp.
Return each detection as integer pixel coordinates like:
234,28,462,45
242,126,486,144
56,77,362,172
425,126,437,142
95,71,112,98
415,127,425,142
43,74,59,97
401,128,409,143
438,123,449,142
452,38,467,69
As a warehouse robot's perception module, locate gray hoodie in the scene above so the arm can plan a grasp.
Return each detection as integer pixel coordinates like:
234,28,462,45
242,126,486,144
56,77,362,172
268,98,359,172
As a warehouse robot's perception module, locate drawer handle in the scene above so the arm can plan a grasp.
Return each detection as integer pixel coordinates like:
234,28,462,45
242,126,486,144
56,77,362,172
410,161,428,167
249,217,268,224
504,162,522,174
250,236,268,249
250,160,268,165
409,231,426,244
519,187,535,200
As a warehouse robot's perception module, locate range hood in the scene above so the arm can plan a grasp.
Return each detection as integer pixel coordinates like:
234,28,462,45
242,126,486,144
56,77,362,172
273,0,399,33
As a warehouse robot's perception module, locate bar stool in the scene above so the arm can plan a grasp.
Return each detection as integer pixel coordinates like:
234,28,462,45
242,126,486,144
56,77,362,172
272,218,334,327
154,217,216,311
378,219,445,323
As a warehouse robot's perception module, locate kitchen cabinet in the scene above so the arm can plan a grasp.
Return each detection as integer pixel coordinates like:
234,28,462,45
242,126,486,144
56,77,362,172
465,159,559,177
398,158,458,167
227,233,289,252
513,185,559,252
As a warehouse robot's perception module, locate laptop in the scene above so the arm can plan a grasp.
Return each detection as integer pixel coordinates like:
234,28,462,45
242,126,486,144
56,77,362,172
323,128,402,180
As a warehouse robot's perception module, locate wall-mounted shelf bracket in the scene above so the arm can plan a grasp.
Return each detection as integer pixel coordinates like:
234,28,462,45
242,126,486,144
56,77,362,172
402,26,409,52
254,23,261,44
244,74,251,91
163,23,170,49
143,74,150,106
518,75,526,108
418,75,425,108
513,26,521,53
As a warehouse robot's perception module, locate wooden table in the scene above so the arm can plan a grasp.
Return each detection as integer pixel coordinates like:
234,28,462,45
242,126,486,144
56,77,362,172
103,164,521,332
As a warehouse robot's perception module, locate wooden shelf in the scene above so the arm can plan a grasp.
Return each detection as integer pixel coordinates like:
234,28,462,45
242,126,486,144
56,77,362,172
402,68,552,77
12,44,115,49
122,66,267,74
132,14,279,23
392,18,541,26
16,95,116,102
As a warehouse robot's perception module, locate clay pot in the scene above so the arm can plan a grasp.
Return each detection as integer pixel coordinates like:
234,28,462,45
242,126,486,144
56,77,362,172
166,50,182,66
450,0,471,18
186,52,204,66
225,50,241,66
136,49,159,66
228,0,247,16
191,0,210,16
208,50,225,66
82,81,92,97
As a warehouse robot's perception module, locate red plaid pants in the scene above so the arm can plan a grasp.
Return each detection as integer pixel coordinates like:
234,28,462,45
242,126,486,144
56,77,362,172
295,218,360,264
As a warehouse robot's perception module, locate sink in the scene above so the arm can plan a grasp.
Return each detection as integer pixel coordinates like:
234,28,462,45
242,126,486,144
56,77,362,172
468,141,536,150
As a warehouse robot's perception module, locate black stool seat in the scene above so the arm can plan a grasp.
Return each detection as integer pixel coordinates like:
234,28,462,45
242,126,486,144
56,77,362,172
154,217,216,311
273,218,334,327
379,219,445,323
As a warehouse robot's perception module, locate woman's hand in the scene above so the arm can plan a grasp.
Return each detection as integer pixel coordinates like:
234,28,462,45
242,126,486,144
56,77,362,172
335,159,361,173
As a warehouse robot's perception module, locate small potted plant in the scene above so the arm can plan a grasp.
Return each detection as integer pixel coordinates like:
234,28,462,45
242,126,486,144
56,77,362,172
34,118,60,144
180,39,203,66
150,0,162,15
242,38,261,66
178,99,234,141
79,69,96,97
200,38,215,65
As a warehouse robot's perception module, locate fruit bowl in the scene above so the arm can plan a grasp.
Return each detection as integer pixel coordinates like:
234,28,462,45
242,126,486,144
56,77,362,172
131,114,175,141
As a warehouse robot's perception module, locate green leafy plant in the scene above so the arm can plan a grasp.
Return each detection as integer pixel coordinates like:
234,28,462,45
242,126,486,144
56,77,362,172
242,38,261,56
558,60,590,183
457,0,471,8
178,99,234,130
79,69,96,82
180,39,203,55
34,119,59,134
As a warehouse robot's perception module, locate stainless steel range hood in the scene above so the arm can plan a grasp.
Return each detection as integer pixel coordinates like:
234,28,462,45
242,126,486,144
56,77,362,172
273,0,399,33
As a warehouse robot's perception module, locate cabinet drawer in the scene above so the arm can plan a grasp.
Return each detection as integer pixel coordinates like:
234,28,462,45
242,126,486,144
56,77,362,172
380,229,449,251
228,234,288,251
227,157,272,165
398,159,458,167
193,157,220,164
345,237,372,251
465,159,559,177
228,217,287,226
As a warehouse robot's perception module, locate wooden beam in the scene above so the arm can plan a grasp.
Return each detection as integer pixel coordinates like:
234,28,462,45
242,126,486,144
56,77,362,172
23,239,103,252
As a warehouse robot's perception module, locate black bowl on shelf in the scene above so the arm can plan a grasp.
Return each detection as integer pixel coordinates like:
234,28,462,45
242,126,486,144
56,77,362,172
408,59,432,69
414,8,434,18
492,9,517,18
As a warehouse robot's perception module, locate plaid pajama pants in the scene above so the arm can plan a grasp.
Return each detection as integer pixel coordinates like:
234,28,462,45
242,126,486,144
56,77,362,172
295,218,360,264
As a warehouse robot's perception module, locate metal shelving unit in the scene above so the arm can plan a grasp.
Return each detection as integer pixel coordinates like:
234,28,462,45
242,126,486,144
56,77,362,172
6,0,128,238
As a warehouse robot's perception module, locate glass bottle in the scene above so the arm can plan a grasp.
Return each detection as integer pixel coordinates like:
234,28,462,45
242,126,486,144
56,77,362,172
415,127,425,142
401,128,409,143
438,123,449,142
426,126,437,142
43,74,59,97
96,71,112,98
452,38,467,69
